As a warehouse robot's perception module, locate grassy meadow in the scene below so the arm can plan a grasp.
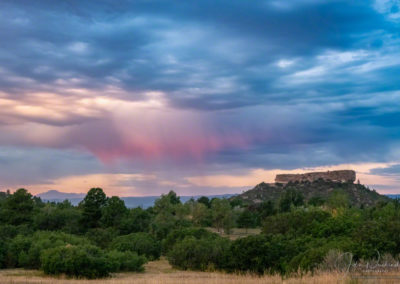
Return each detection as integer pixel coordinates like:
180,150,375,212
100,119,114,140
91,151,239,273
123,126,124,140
1,258,400,284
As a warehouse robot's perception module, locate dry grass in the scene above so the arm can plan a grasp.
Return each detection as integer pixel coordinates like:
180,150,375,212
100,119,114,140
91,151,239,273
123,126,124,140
1,259,400,284
206,227,262,240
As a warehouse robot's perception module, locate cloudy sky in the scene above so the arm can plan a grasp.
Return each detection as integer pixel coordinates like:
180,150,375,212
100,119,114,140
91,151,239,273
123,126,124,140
1,0,400,196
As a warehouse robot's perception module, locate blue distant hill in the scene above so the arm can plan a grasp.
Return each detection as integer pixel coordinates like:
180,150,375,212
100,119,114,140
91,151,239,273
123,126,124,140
36,190,237,208
36,190,400,208
387,194,400,199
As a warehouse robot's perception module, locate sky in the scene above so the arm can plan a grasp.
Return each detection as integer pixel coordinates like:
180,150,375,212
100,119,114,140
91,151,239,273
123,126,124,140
1,0,400,196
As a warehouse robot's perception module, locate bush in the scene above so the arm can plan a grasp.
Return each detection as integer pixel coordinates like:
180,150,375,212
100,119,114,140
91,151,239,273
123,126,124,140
6,234,32,268
41,244,110,278
107,250,147,272
262,208,331,236
227,234,272,274
288,247,329,273
119,207,152,234
162,227,217,254
167,235,230,271
0,240,6,268
111,232,161,260
27,231,91,269
85,228,118,249
228,234,305,275
34,203,82,234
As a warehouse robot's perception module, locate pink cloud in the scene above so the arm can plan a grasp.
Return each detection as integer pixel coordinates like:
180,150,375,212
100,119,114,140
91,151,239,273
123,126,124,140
0,92,252,164
89,132,249,163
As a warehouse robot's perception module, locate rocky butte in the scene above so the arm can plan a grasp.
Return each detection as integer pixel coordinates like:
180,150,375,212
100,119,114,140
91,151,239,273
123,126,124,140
231,169,389,207
275,170,356,184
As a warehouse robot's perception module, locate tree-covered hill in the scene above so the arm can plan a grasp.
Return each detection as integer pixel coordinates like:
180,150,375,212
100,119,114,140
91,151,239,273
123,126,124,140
231,179,390,207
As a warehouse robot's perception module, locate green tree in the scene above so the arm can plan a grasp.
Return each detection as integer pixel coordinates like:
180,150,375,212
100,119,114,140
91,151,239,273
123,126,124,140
258,200,276,220
34,202,81,233
327,190,349,210
3,189,35,225
197,196,211,208
150,211,177,240
211,199,233,233
111,232,161,260
101,196,128,228
153,190,181,215
192,202,211,226
278,189,304,212
308,196,325,207
237,209,257,232
161,227,217,255
119,207,152,234
85,228,118,249
79,188,107,228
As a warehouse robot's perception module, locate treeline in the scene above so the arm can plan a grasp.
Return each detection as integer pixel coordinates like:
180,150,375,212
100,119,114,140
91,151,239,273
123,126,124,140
0,187,400,278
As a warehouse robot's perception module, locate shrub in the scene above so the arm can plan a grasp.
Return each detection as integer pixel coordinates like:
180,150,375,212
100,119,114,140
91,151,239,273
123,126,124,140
288,247,329,273
111,232,161,260
6,234,32,268
162,227,217,254
262,208,331,236
167,235,230,271
41,244,110,278
119,207,152,234
34,203,82,234
228,234,305,275
227,234,272,274
85,228,118,249
27,231,91,269
107,250,146,272
0,240,6,268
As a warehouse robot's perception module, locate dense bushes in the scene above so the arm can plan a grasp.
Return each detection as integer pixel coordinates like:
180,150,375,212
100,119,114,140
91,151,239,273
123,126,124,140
111,232,161,260
4,231,91,269
167,235,230,270
41,245,110,278
34,201,81,233
162,227,217,254
107,250,146,272
1,187,400,278
1,230,149,278
262,208,331,236
227,234,309,274
41,245,147,278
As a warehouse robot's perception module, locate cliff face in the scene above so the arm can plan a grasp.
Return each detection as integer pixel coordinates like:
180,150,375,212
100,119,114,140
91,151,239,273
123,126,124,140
275,170,356,183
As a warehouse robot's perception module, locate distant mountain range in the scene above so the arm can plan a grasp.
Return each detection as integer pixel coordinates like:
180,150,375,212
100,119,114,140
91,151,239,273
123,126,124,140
387,194,400,199
36,190,236,208
37,190,86,199
35,188,400,209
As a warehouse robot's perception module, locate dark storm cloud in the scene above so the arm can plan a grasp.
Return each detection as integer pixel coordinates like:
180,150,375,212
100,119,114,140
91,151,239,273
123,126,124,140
0,147,103,186
0,0,400,193
0,0,394,106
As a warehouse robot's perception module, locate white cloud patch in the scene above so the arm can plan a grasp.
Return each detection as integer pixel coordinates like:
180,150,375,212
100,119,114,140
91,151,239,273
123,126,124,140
374,0,400,20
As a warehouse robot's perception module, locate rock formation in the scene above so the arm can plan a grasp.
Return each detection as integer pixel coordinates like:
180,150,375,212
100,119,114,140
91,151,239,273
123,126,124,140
231,169,389,207
275,170,356,183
